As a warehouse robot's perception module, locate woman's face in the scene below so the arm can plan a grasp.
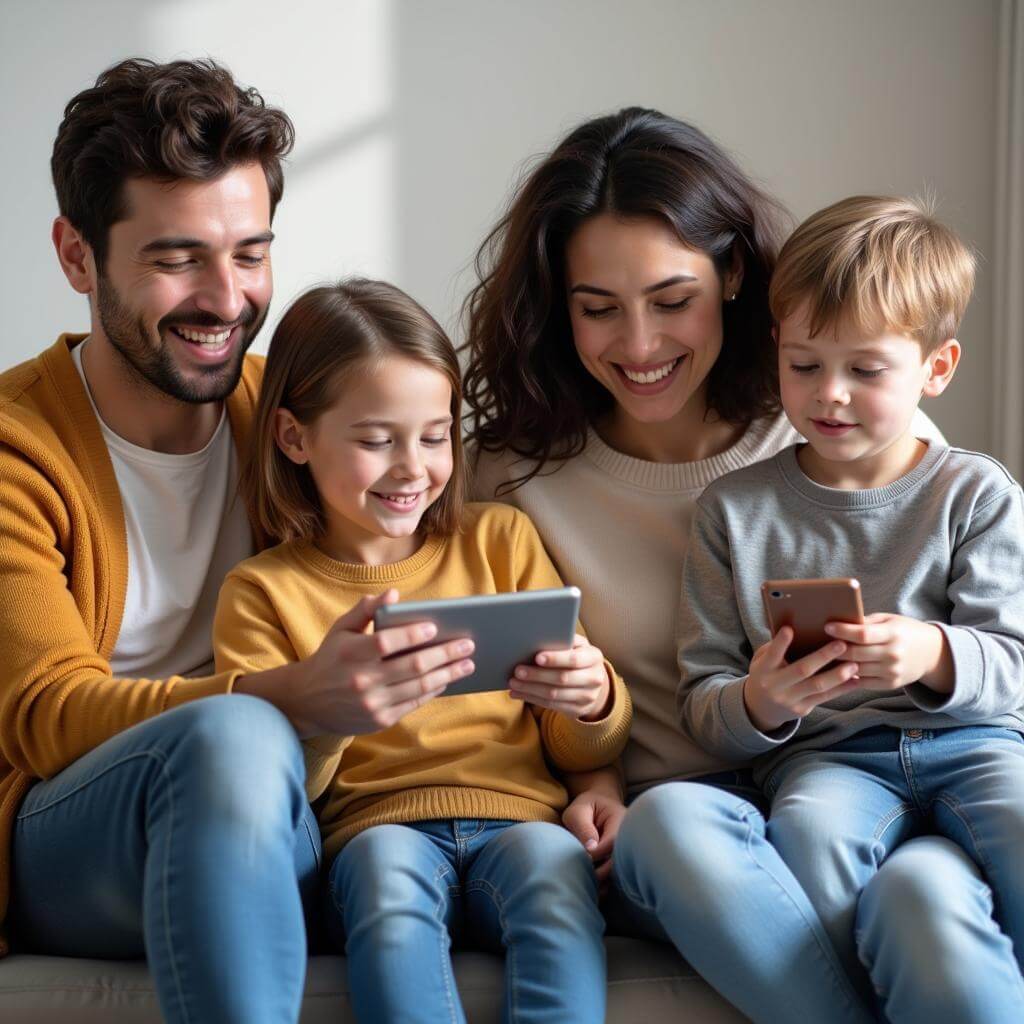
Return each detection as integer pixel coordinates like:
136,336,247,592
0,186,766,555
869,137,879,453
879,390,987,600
565,213,740,427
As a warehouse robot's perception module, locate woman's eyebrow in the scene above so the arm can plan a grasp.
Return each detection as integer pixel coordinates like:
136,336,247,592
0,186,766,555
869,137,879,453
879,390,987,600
569,274,698,297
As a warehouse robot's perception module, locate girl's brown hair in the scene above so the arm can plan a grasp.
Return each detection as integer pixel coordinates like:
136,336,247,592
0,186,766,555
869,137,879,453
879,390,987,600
462,107,787,489
242,278,466,545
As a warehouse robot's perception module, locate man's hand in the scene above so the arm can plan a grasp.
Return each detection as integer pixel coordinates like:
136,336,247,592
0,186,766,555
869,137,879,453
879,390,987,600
509,634,612,720
742,626,860,732
240,589,476,737
825,613,952,694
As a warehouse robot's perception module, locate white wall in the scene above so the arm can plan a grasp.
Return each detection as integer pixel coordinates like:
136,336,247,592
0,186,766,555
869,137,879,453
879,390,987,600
0,0,998,450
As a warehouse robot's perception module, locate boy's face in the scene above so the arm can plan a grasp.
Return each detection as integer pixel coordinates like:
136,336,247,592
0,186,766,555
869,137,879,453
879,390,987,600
777,304,959,488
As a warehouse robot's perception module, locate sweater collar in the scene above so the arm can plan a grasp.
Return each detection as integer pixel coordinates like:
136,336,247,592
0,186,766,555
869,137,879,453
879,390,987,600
776,440,949,509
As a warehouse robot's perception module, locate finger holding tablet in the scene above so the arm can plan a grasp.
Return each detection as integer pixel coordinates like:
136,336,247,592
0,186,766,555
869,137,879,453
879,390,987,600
509,634,614,720
305,590,476,734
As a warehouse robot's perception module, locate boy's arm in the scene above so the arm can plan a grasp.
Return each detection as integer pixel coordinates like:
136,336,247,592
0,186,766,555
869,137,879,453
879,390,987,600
906,483,1024,719
213,573,351,802
0,451,239,781
676,503,800,759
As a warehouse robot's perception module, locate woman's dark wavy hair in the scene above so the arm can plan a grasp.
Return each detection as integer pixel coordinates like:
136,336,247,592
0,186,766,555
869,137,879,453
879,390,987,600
462,107,787,488
51,57,294,270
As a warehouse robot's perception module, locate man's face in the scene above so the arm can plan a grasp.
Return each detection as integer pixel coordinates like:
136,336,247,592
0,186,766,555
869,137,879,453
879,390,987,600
93,163,274,403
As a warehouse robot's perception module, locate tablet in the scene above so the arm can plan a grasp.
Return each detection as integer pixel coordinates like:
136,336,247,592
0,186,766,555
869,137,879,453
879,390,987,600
372,587,581,697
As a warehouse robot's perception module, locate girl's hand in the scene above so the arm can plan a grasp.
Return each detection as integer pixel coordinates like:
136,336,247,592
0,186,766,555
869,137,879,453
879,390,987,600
824,613,952,693
289,589,476,736
509,634,612,719
742,626,860,733
562,789,628,888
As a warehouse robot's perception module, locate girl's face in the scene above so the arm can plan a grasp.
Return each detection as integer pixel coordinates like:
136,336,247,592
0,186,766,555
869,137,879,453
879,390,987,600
278,355,455,565
565,213,741,435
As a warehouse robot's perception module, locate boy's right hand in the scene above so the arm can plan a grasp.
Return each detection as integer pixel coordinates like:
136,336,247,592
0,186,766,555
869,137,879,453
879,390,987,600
295,589,475,736
742,626,860,733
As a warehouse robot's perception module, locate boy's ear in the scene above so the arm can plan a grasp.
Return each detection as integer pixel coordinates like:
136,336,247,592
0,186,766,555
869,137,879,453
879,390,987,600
921,339,961,398
274,407,310,465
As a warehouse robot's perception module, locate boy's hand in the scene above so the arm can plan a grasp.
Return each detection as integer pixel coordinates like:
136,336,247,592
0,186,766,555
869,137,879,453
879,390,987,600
743,626,860,732
825,613,952,693
509,634,612,719
562,788,627,888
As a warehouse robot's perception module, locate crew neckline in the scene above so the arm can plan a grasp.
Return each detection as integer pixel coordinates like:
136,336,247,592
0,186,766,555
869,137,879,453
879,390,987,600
776,441,949,509
296,533,447,584
582,412,790,492
71,339,228,467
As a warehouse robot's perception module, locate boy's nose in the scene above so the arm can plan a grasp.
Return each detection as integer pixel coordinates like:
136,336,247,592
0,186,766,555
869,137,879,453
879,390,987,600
816,376,850,404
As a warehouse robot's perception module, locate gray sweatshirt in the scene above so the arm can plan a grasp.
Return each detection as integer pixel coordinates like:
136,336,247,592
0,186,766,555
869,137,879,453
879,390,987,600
677,442,1024,785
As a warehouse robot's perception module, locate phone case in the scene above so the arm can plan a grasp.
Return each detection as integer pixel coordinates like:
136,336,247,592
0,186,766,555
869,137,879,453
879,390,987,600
761,578,864,662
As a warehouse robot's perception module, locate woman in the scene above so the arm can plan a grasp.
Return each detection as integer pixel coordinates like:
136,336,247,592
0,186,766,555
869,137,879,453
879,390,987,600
463,107,1012,1023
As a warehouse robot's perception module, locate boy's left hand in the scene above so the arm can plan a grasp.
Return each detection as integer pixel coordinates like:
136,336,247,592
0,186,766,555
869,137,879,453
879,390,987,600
824,613,951,692
509,634,612,719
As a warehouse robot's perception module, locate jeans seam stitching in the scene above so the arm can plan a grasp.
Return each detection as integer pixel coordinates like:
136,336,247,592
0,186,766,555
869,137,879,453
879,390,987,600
739,803,867,1016
154,754,190,1024
466,879,517,1023
432,861,460,1024
16,750,170,820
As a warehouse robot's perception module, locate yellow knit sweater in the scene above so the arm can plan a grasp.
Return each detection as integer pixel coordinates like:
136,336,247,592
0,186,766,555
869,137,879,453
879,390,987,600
213,503,632,865
0,334,266,956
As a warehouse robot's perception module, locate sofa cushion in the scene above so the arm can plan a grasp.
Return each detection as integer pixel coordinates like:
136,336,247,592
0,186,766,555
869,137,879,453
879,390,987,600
0,938,748,1022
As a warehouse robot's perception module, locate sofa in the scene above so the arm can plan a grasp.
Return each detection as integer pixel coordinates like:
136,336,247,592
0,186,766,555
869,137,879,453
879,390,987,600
0,939,751,1022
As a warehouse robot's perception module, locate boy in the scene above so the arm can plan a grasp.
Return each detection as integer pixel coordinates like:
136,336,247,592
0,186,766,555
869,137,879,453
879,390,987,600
677,195,1024,1018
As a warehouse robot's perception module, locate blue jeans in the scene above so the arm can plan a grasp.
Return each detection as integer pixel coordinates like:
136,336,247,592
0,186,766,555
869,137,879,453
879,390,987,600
325,818,605,1024
766,725,1024,1022
611,775,874,1024
9,694,321,1024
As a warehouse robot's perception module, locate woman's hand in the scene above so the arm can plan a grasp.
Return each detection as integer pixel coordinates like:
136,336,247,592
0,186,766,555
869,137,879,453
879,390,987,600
509,634,612,719
563,788,628,888
742,626,860,732
242,589,475,737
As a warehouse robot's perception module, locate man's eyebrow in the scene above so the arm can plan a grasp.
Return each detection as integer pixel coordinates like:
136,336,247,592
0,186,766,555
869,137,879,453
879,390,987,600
569,274,697,297
139,231,275,254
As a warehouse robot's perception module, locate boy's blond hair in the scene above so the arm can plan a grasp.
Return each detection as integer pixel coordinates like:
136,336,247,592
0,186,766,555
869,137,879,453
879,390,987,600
769,195,976,351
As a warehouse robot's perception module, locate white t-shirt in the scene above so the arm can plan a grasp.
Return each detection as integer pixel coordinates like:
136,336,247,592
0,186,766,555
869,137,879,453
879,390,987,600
72,342,254,679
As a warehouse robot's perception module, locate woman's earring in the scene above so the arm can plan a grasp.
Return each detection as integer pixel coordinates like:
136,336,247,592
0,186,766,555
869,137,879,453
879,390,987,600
729,292,738,301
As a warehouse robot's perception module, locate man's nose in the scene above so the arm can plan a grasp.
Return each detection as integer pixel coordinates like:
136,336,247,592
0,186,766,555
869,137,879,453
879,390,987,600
193,258,246,324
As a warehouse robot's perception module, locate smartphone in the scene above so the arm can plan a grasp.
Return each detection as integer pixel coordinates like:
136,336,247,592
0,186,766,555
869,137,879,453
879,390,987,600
761,578,864,662
373,587,581,697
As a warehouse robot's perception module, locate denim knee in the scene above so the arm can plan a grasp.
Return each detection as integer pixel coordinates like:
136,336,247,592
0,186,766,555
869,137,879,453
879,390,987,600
856,838,1002,995
162,694,305,827
615,782,760,900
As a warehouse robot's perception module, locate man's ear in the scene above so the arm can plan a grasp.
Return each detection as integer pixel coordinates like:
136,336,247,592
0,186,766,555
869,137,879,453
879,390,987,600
922,338,961,398
52,217,96,295
274,407,310,465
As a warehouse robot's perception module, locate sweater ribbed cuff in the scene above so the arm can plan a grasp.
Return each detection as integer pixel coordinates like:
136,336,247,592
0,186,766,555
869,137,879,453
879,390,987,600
541,668,632,772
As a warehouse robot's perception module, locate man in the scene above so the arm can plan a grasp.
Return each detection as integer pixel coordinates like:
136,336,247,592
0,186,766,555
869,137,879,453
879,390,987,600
0,58,470,1024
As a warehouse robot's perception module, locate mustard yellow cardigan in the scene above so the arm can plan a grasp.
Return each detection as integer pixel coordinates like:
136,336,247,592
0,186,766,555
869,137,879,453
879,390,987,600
0,334,265,955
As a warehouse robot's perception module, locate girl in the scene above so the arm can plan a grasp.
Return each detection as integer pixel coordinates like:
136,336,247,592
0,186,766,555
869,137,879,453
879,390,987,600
463,107,971,1023
213,278,631,1024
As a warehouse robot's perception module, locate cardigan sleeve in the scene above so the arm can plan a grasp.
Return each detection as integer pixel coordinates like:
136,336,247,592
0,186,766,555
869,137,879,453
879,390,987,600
0,446,240,781
213,571,351,802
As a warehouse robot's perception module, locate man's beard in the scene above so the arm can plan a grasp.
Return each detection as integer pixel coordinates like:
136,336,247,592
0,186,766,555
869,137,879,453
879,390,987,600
95,275,268,404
